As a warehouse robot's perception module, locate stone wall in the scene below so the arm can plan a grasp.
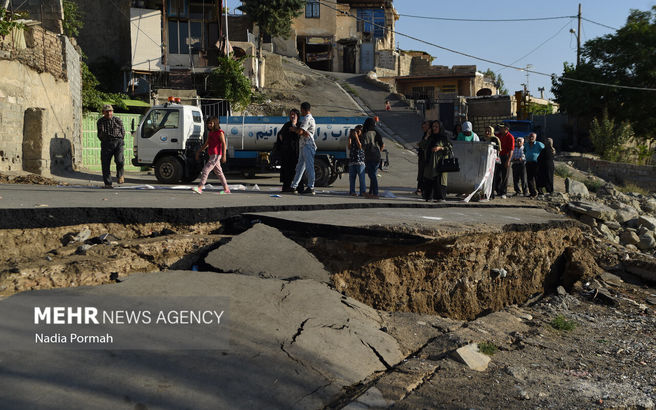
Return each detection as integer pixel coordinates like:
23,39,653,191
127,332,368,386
0,26,66,79
565,156,656,192
0,27,81,174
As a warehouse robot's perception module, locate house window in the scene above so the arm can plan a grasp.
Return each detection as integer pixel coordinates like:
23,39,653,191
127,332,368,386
306,0,320,18
167,0,188,18
357,9,385,38
168,20,189,54
411,87,434,100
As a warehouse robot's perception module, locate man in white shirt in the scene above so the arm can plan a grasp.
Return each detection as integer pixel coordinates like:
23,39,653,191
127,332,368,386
290,102,317,195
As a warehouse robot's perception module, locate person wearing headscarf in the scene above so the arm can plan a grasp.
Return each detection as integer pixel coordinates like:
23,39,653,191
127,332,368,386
276,108,304,192
537,137,556,195
415,120,431,195
361,117,381,198
422,120,453,202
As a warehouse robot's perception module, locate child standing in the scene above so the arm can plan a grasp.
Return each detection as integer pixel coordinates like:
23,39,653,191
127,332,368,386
192,116,230,195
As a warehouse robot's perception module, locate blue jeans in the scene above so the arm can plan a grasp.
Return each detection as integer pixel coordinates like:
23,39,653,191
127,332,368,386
365,161,378,195
349,163,366,195
291,143,316,189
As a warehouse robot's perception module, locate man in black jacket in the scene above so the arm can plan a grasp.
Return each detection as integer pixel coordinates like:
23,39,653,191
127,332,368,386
96,104,125,188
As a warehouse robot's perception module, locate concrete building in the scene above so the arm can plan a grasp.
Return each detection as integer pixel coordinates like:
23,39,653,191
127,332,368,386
70,0,230,96
394,65,497,100
1,1,82,174
276,0,398,73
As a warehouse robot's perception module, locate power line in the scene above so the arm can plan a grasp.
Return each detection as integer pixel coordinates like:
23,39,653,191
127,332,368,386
319,0,656,92
397,13,575,22
106,0,163,50
498,20,572,72
581,17,618,31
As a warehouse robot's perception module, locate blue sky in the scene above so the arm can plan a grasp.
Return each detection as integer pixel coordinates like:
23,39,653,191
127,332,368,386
226,0,655,99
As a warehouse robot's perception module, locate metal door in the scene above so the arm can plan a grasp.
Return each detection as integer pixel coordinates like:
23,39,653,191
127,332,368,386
360,43,374,73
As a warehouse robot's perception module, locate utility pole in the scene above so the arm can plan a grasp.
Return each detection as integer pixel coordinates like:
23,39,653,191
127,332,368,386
576,3,581,67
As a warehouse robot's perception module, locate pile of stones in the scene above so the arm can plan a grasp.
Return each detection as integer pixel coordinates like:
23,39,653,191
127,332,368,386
561,178,656,255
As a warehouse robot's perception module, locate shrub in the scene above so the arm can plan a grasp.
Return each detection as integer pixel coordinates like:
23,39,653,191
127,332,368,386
618,183,649,196
589,110,634,162
554,164,573,179
478,342,498,355
550,315,576,332
583,178,604,193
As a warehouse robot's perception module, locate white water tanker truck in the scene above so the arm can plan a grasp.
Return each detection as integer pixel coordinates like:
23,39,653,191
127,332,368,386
131,100,368,186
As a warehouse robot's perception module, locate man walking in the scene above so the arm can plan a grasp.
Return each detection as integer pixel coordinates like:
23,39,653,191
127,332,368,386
290,102,317,195
496,124,515,198
96,104,125,188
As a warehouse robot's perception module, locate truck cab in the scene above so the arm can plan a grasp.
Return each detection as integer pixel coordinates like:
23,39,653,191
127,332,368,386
502,120,534,139
132,99,205,183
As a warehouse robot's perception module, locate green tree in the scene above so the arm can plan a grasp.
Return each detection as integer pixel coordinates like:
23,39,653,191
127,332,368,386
0,7,27,40
62,0,83,38
81,61,126,112
588,109,634,161
552,6,656,138
483,69,509,95
208,54,252,111
237,0,304,58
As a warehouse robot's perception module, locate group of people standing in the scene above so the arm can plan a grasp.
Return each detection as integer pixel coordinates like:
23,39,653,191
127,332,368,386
488,124,556,198
275,102,318,195
414,121,556,201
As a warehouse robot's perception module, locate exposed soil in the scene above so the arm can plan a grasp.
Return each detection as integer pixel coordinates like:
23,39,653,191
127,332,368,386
0,221,223,296
0,172,64,185
301,226,601,320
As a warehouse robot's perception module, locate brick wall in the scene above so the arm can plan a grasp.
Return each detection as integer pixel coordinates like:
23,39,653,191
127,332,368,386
0,26,66,80
469,116,509,137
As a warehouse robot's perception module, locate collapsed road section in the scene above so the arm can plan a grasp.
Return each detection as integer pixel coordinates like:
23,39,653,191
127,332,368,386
1,202,655,409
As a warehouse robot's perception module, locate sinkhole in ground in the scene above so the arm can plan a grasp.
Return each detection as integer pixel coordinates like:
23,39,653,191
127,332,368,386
0,214,597,321
293,224,596,320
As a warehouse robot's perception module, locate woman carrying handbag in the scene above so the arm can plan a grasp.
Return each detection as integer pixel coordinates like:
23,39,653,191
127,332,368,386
423,120,453,202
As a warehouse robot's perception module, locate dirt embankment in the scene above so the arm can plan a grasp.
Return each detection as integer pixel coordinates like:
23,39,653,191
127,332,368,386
0,222,223,296
303,226,599,320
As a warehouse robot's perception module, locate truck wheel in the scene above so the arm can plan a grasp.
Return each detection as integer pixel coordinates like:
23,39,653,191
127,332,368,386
181,171,201,183
314,158,330,187
327,170,339,186
154,156,183,184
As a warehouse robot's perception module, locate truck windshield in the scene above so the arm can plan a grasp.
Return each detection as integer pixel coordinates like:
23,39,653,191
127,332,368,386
505,123,532,133
142,109,180,139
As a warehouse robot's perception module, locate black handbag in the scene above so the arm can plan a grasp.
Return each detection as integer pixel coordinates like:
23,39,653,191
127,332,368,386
437,153,460,173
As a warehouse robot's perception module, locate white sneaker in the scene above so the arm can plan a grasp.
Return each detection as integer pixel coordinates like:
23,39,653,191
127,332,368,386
192,186,203,195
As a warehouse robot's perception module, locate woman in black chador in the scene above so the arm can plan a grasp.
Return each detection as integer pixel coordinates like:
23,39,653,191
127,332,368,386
276,109,304,192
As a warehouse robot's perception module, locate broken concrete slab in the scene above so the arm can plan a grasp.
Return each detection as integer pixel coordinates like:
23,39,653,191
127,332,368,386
343,387,394,409
567,201,616,221
205,223,330,282
0,271,404,409
453,343,491,372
